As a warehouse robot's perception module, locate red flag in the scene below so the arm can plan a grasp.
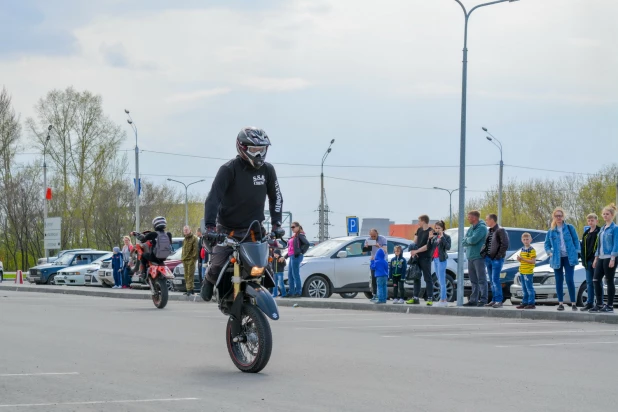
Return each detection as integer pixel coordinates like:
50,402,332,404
45,188,52,200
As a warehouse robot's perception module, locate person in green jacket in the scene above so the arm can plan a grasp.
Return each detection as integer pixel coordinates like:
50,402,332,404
461,210,488,307
181,225,199,296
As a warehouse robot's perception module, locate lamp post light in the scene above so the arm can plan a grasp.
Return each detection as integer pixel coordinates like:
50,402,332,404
453,0,519,307
483,127,504,225
319,139,335,242
125,109,140,233
167,179,205,227
433,187,460,228
43,124,52,262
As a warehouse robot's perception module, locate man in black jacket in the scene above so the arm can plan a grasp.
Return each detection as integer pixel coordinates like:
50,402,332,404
202,127,283,301
482,214,509,308
581,213,601,310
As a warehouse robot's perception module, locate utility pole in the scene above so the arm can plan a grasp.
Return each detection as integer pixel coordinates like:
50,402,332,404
453,0,519,307
43,125,52,262
483,127,504,225
125,110,140,232
319,139,335,242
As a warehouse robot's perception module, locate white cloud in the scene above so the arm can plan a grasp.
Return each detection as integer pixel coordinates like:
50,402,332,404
166,87,231,103
240,77,311,92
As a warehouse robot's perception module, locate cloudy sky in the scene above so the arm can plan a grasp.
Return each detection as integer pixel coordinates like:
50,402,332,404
2,0,617,239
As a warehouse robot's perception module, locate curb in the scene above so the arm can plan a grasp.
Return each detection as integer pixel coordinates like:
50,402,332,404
2,285,617,325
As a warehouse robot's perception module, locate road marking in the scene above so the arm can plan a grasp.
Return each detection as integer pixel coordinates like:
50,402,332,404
0,372,79,377
0,397,199,408
496,341,618,348
415,329,618,337
295,321,565,330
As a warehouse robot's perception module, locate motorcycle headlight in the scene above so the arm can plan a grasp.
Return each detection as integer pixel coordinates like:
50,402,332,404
543,277,556,285
250,266,265,277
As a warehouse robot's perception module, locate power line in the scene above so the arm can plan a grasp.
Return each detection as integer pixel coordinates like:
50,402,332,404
504,164,598,176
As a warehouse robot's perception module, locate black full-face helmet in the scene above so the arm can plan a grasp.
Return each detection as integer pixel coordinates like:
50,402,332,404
236,127,271,169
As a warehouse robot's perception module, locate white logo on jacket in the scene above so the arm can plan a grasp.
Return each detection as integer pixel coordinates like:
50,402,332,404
253,175,265,185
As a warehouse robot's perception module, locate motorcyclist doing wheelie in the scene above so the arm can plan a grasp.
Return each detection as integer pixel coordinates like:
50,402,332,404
132,216,173,279
202,126,283,302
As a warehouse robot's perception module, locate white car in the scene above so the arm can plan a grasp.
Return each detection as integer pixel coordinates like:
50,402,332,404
510,263,587,306
284,236,413,298
96,259,116,287
55,253,113,286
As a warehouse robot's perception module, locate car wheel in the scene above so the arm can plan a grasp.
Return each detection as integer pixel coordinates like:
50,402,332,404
339,292,358,299
166,279,175,292
46,274,56,285
364,292,374,300
577,282,588,307
431,274,456,302
303,275,331,298
0,272,3,283
102,281,112,288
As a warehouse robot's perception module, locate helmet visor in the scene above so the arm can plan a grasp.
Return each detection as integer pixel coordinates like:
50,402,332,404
246,146,267,156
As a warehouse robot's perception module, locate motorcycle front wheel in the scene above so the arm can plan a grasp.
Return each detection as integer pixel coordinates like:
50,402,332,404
226,303,272,373
152,277,169,309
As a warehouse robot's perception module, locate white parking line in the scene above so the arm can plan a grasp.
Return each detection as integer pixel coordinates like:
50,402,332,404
0,397,199,408
0,372,79,377
415,329,618,337
496,341,618,348
295,321,565,330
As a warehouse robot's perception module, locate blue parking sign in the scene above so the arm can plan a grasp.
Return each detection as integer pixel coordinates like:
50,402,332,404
347,216,359,236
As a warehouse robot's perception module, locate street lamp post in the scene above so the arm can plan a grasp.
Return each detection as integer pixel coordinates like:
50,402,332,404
125,110,140,233
483,127,504,225
43,124,52,262
167,179,205,226
319,139,335,242
433,187,460,228
453,0,519,307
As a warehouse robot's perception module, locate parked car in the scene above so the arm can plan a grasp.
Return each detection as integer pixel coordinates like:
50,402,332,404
36,248,96,265
510,262,587,306
28,251,110,284
283,236,413,298
462,242,549,302
171,237,183,252
54,253,113,286
164,247,184,273
172,264,202,292
445,227,547,258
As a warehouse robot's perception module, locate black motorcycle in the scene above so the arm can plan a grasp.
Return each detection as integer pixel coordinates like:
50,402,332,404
202,221,286,373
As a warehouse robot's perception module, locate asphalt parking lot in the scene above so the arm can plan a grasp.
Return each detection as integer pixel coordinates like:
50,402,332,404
1,291,617,411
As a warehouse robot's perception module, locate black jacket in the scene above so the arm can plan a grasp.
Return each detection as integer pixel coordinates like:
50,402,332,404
429,233,452,262
272,257,286,273
482,225,509,260
292,233,310,258
204,156,283,230
582,226,600,267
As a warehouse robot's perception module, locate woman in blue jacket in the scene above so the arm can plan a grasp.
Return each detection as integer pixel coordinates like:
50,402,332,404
590,203,618,313
544,207,580,311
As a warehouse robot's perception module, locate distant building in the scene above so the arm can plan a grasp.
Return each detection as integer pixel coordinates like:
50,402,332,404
360,218,394,236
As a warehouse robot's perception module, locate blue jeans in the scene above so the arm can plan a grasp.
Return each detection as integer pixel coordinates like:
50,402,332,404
273,272,286,297
376,276,387,303
554,256,576,303
521,274,535,305
485,257,505,303
122,264,132,287
585,260,596,306
433,258,447,301
288,255,303,296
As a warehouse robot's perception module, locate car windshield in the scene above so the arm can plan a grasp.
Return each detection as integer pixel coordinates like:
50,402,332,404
445,228,466,252
304,239,350,257
507,243,547,262
168,248,183,260
93,253,113,264
55,253,75,265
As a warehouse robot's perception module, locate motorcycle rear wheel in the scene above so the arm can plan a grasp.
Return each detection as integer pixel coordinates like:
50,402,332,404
152,277,169,309
226,303,272,373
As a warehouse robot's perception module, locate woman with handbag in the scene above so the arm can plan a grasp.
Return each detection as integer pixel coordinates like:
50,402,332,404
429,221,451,307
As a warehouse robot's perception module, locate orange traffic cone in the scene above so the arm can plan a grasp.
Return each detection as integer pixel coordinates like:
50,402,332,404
15,270,23,284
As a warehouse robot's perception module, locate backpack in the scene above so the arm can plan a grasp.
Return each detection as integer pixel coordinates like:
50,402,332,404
153,231,172,259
